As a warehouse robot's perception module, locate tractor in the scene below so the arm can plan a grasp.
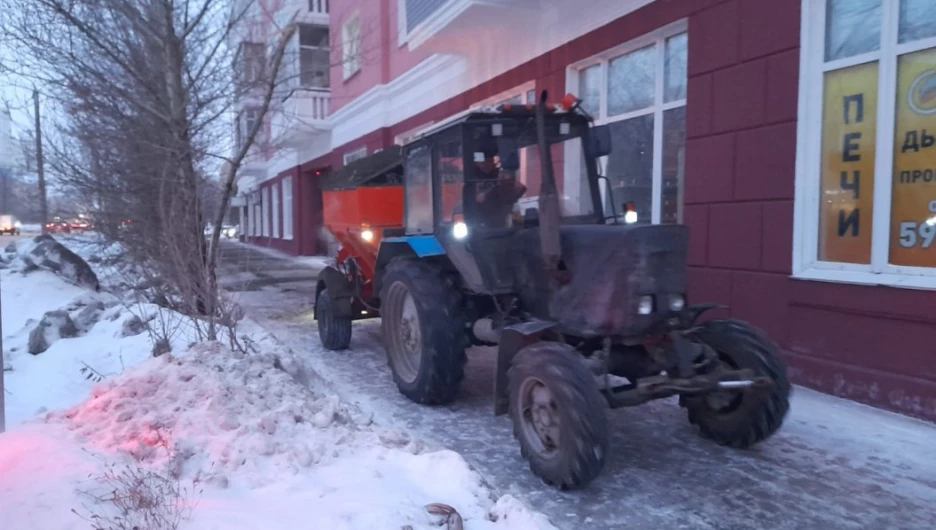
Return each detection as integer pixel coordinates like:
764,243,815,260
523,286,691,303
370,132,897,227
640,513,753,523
315,92,791,490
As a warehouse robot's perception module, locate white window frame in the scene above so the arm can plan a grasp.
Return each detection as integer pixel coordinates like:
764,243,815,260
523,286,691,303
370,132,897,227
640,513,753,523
343,146,367,165
283,176,294,240
261,186,270,237
237,106,262,151
272,182,281,238
298,24,330,89
397,0,408,47
246,194,254,237
566,19,688,225
342,13,362,80
252,193,262,237
793,0,936,290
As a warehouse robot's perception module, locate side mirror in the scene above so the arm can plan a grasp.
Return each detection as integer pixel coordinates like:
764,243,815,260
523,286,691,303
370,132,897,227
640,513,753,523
589,124,612,158
497,138,521,172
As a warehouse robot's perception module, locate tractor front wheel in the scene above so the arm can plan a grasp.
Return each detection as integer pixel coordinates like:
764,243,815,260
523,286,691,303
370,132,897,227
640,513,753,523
508,341,609,490
316,288,352,351
380,259,468,405
684,319,791,449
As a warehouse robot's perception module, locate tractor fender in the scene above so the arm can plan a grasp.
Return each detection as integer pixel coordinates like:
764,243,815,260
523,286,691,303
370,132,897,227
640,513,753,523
493,320,561,416
315,265,354,319
374,236,446,293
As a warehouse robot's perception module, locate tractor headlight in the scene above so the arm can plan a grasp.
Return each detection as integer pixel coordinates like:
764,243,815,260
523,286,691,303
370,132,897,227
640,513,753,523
624,210,638,224
361,228,375,242
638,295,653,315
14,221,21,228
453,221,468,239
669,294,685,312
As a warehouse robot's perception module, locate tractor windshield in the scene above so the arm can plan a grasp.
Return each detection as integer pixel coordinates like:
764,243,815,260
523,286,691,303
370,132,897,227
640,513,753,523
445,118,599,230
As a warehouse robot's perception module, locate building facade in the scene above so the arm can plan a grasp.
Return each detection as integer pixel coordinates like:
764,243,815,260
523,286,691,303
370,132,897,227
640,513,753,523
235,0,936,422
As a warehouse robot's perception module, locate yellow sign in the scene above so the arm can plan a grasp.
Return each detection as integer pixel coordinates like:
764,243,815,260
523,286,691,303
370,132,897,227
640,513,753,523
889,46,936,267
819,62,878,264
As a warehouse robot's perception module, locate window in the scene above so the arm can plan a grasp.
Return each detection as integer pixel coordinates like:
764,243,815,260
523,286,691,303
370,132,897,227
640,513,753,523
473,84,538,201
236,107,262,151
437,137,463,224
403,0,445,34
261,186,270,237
308,0,329,14
251,193,262,237
283,176,294,240
299,24,330,89
404,143,433,234
272,182,280,238
569,22,688,225
237,42,265,90
795,0,936,288
341,14,361,80
343,146,367,165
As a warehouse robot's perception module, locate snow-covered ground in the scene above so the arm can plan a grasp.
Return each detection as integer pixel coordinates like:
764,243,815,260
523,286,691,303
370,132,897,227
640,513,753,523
0,235,556,530
213,242,936,530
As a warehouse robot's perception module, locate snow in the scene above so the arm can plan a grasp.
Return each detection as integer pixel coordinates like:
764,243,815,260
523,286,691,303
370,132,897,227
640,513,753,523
0,235,556,530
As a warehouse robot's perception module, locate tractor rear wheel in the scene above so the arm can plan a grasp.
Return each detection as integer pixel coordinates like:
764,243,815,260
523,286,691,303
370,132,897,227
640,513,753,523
685,319,791,449
316,288,352,351
508,341,608,490
380,258,468,405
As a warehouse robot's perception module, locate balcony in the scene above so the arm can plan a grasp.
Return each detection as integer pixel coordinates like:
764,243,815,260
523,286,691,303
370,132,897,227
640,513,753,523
275,0,328,28
271,88,331,149
405,0,655,53
239,150,267,179
404,0,537,50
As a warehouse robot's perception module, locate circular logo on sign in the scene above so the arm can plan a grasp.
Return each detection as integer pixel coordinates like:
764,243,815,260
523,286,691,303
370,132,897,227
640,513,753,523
909,70,936,115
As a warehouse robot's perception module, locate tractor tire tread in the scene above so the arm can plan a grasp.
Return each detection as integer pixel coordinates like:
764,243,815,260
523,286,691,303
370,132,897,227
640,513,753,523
381,258,468,405
508,342,608,490
317,288,352,351
686,319,791,449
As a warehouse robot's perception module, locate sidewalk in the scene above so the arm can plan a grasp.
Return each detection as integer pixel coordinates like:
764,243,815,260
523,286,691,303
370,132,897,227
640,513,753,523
220,240,936,530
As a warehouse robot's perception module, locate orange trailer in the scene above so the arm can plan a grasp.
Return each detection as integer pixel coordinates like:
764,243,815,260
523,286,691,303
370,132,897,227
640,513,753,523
318,148,406,314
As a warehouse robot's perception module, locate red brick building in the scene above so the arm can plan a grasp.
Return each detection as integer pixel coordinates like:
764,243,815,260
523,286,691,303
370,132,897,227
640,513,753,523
235,0,936,422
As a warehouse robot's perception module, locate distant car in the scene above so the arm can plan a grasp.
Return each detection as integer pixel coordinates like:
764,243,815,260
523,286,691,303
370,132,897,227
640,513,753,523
204,225,239,239
45,220,72,234
69,218,92,232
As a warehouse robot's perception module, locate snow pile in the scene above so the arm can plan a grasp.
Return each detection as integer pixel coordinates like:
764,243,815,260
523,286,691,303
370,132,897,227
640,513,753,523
51,342,371,487
0,238,557,530
4,341,555,529
0,266,195,427
3,234,100,290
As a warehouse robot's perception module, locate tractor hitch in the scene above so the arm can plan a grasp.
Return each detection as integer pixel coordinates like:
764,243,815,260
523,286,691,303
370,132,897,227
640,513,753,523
600,369,774,409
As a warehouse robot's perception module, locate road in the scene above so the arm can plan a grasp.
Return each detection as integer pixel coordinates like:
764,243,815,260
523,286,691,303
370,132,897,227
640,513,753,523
0,234,32,247
220,241,936,530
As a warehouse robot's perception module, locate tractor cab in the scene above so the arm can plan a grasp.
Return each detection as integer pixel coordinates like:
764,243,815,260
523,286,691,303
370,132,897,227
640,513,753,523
399,99,609,237
381,96,618,299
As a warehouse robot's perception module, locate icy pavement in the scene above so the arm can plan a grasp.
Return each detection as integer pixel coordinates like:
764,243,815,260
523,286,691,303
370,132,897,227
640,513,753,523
219,241,936,530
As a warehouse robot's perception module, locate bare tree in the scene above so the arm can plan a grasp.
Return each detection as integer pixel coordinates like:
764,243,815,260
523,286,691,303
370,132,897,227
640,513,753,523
0,0,301,340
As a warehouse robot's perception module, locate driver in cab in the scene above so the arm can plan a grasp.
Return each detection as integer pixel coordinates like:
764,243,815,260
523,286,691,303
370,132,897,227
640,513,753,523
472,146,527,227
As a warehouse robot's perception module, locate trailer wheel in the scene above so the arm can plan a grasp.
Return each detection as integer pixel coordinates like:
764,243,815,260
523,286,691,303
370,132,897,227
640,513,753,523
508,341,608,490
685,319,791,449
316,288,352,351
380,258,468,405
